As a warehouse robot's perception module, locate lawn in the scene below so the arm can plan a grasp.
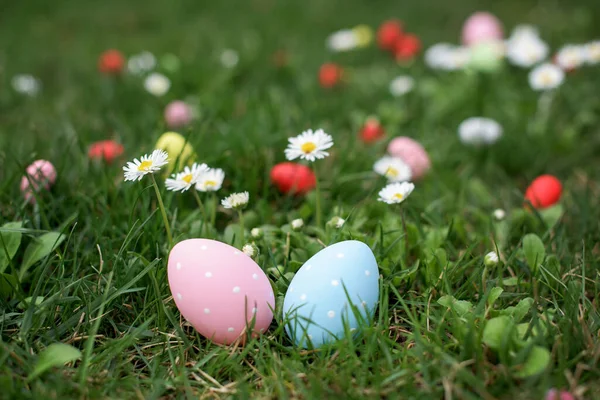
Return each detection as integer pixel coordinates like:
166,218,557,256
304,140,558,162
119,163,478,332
1,0,600,398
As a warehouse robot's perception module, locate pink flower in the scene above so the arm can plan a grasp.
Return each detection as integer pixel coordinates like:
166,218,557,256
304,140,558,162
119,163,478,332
462,12,504,46
164,101,193,128
545,388,575,400
20,159,57,204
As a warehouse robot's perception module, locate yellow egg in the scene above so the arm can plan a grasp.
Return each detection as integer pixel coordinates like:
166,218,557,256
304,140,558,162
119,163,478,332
155,132,195,173
352,25,374,47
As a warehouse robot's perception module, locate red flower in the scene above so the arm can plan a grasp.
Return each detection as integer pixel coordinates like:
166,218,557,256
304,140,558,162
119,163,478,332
270,162,316,195
525,175,562,209
359,117,385,144
98,49,125,75
394,34,421,61
377,20,403,51
319,63,343,89
88,140,125,164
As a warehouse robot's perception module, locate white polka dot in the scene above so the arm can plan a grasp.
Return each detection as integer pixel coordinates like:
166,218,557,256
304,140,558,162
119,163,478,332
300,294,307,301
331,280,339,286
201,245,208,250
337,253,344,258
252,273,258,280
176,262,182,270
327,310,335,318
365,270,371,276
233,286,240,293
252,307,257,314
227,327,234,332
204,308,210,314
205,272,212,278
305,265,312,270
176,293,182,300
234,251,240,255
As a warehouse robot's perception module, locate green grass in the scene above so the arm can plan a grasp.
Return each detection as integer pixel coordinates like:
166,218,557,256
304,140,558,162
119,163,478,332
2,0,600,398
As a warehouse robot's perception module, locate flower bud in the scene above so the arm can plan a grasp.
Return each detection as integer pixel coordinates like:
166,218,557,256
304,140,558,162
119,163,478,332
251,227,263,239
291,218,304,231
242,243,259,258
484,251,499,267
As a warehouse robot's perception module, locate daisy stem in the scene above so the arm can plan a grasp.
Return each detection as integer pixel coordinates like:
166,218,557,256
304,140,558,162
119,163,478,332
314,165,322,228
192,190,209,237
237,209,245,245
400,207,409,266
151,174,173,249
211,193,217,229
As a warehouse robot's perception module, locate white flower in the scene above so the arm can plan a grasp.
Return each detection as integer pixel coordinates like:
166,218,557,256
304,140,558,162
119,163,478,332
528,63,564,91
335,218,345,228
123,149,169,181
373,156,412,182
291,218,304,230
242,243,257,257
221,192,249,209
165,163,208,192
378,182,415,205
327,29,358,52
144,72,171,96
128,51,156,75
195,167,225,192
11,74,41,96
555,45,586,70
284,129,334,162
584,40,600,65
506,34,549,67
493,209,506,221
251,228,263,239
220,49,239,68
389,76,415,97
484,251,499,267
458,117,503,146
509,25,540,40
425,43,470,70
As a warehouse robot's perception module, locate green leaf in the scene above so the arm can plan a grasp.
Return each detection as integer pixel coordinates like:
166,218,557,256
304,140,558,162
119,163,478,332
27,343,82,381
515,346,551,378
483,316,512,350
0,222,23,273
502,277,519,286
522,233,545,274
438,295,473,317
0,273,19,299
20,232,66,279
539,204,563,230
499,297,534,322
487,287,504,307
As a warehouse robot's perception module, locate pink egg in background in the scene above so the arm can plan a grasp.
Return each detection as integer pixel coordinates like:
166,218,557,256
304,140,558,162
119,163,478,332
461,11,503,46
168,239,275,345
20,159,57,204
164,100,193,128
387,137,431,180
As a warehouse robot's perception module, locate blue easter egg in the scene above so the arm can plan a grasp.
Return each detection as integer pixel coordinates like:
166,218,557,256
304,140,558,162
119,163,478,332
283,240,379,348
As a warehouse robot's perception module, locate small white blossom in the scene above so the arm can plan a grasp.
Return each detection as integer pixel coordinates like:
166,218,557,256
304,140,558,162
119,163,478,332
251,228,263,239
220,49,239,68
284,129,334,162
11,74,41,96
242,243,258,257
335,218,345,228
505,31,549,68
373,156,412,182
529,63,564,91
484,251,499,267
378,182,415,205
165,163,208,192
221,192,249,209
291,219,304,230
493,209,506,221
123,150,169,181
425,43,470,70
128,51,156,75
584,40,600,65
389,76,415,97
196,167,225,192
555,45,586,70
144,72,171,96
327,29,359,52
458,117,503,146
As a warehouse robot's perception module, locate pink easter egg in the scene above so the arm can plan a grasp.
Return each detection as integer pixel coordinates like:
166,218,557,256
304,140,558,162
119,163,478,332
387,137,431,180
168,239,274,345
461,12,503,46
20,159,57,204
164,101,193,128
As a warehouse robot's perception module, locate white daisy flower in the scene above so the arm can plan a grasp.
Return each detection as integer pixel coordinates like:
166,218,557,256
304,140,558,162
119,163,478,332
389,76,415,97
128,51,156,75
378,182,415,205
165,163,208,192
506,34,549,68
221,192,249,209
509,25,540,41
291,218,304,230
144,72,171,96
425,44,470,70
327,29,358,52
555,45,586,70
251,227,263,239
584,40,600,65
528,63,565,91
493,209,506,221
123,149,169,181
373,156,412,182
195,167,225,192
11,74,41,96
458,117,503,146
220,49,239,68
242,243,258,257
284,129,334,162
335,217,345,228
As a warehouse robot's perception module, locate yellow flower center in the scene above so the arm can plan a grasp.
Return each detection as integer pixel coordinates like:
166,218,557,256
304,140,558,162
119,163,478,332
301,142,317,154
393,193,404,200
182,174,193,184
137,160,153,171
386,167,399,178
204,180,216,188
540,72,553,85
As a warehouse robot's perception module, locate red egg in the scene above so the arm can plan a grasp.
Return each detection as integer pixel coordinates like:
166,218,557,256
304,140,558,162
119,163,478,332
377,20,403,51
88,140,124,164
319,63,343,89
524,175,562,209
359,117,385,144
394,34,421,61
270,162,316,195
98,49,125,75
